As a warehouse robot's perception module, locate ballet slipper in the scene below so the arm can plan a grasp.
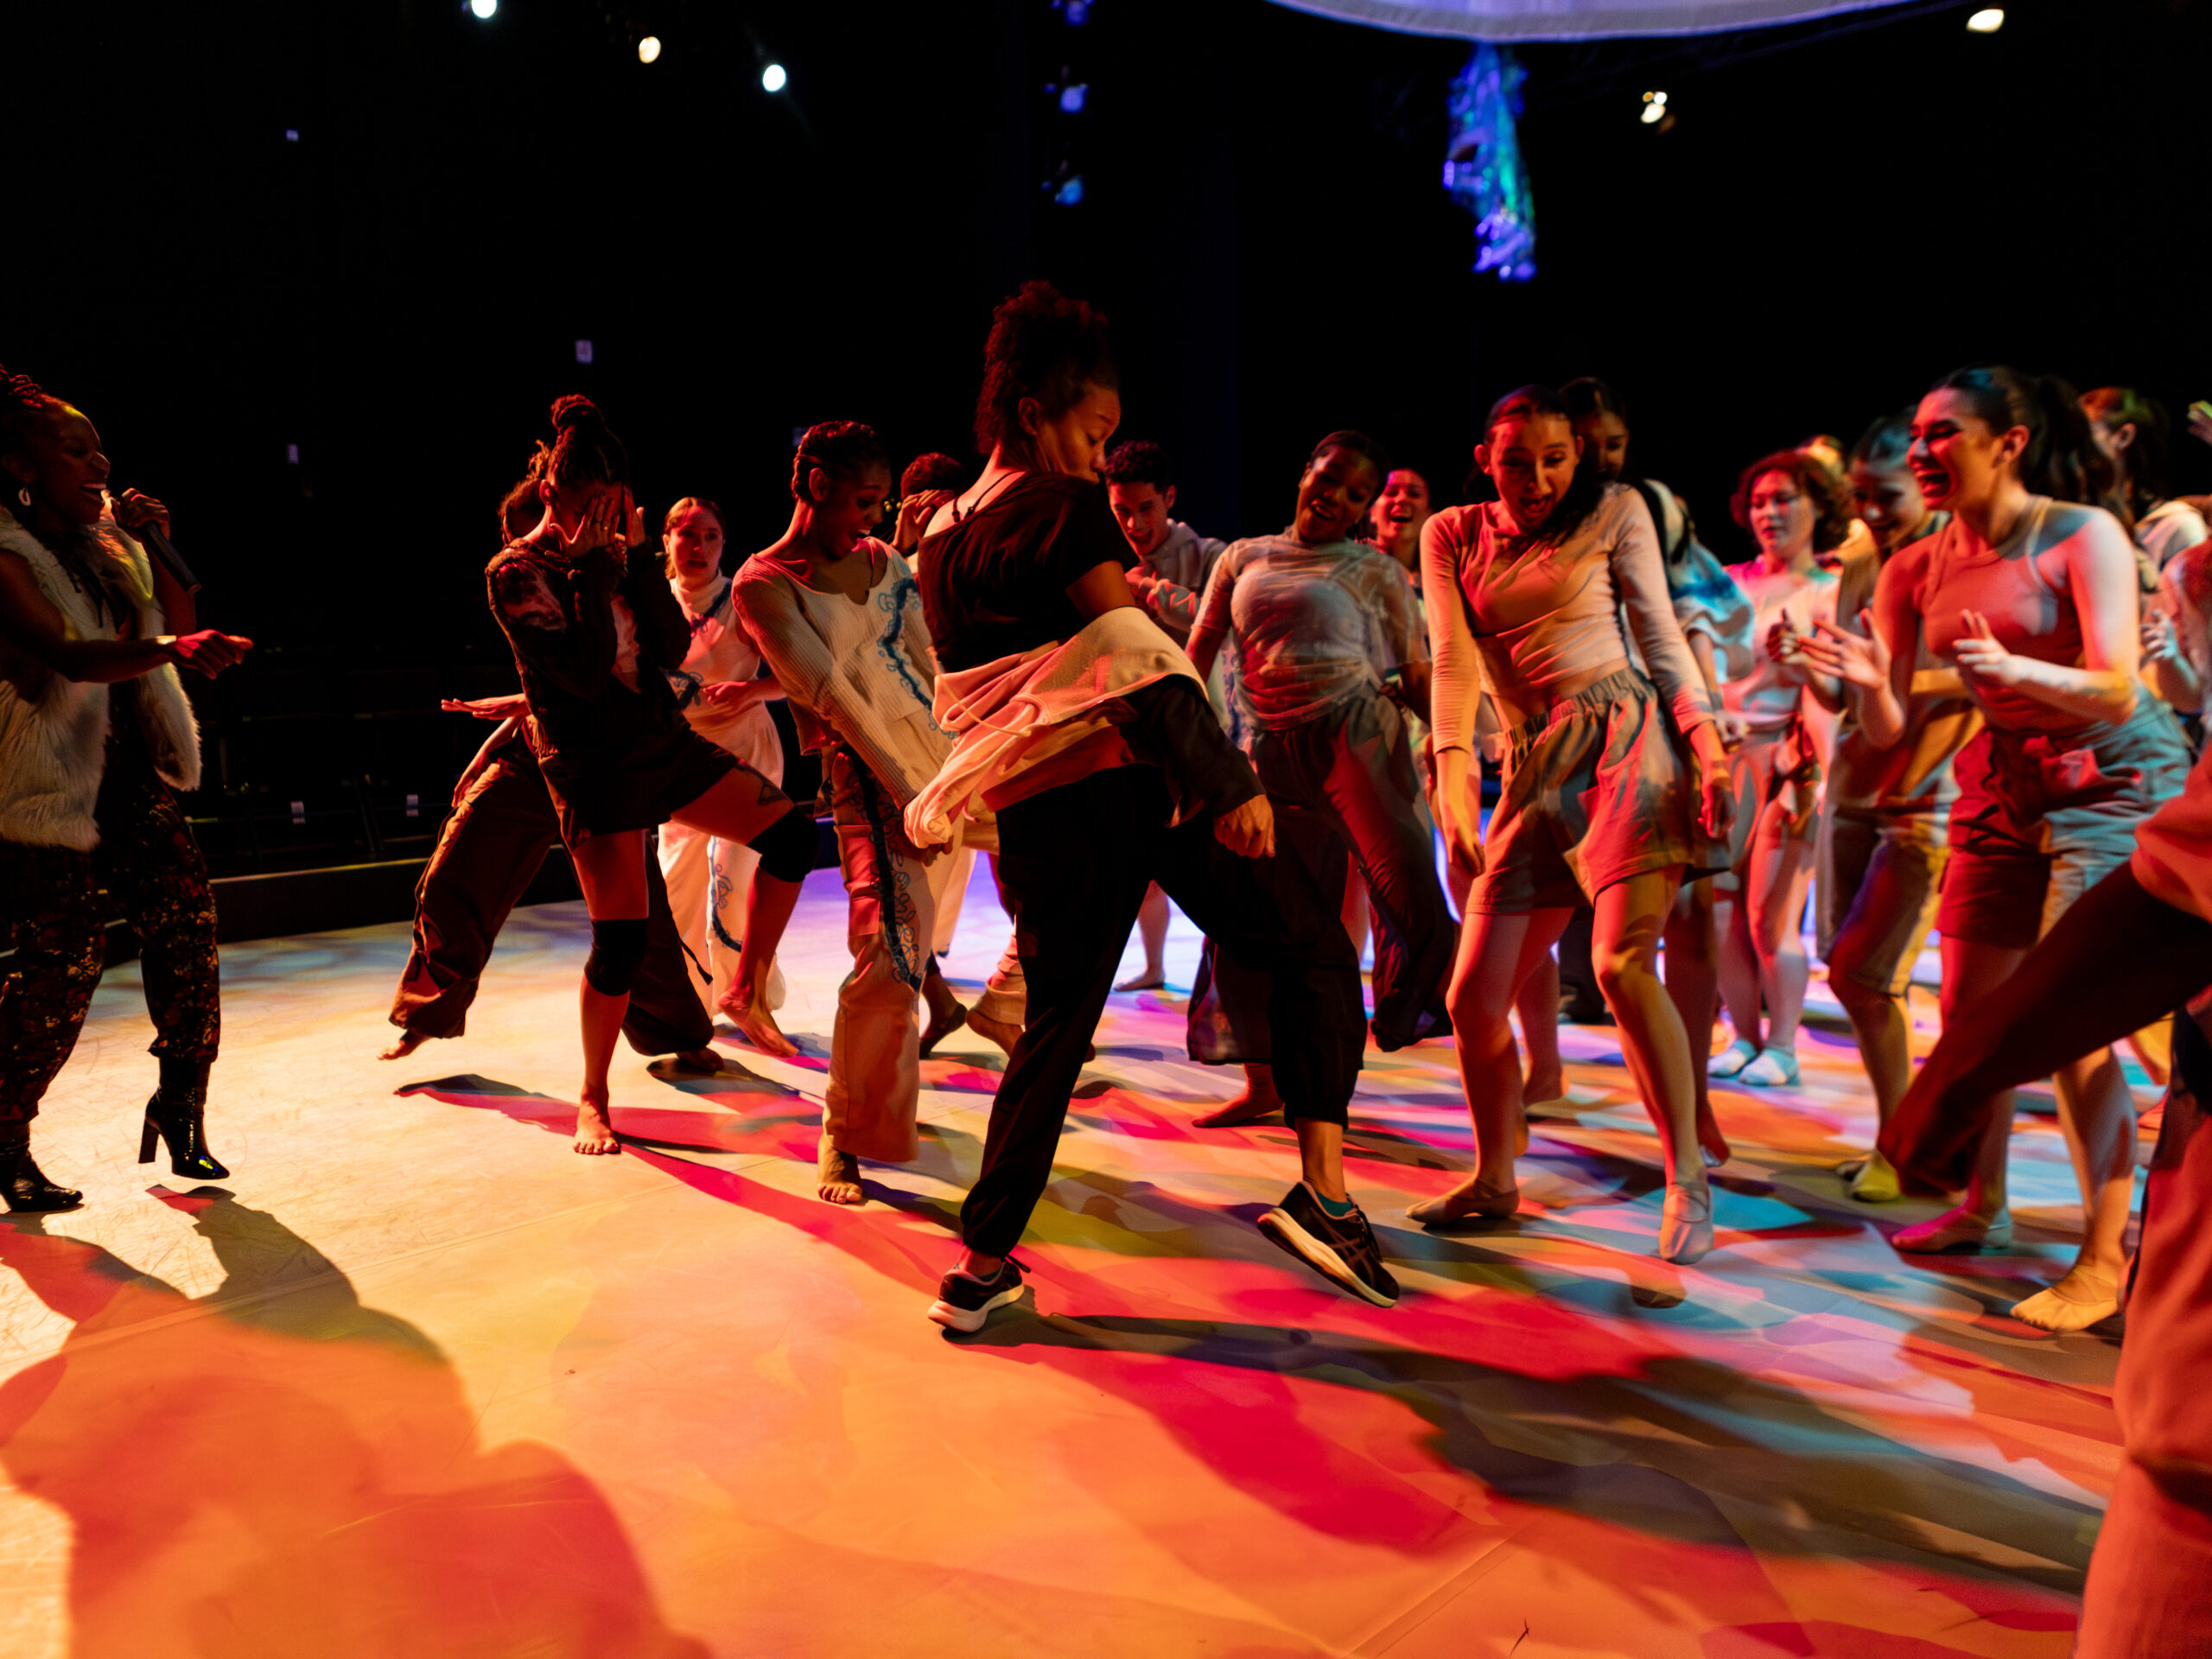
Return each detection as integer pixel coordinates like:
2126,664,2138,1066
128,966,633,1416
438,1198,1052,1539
817,1136,865,1205
1737,1046,1800,1088
1658,1181,1714,1264
2010,1266,2122,1333
1891,1203,2012,1254
1695,1100,1732,1168
1847,1151,1901,1204
1707,1038,1759,1080
1195,1065,1283,1128
1407,1177,1520,1229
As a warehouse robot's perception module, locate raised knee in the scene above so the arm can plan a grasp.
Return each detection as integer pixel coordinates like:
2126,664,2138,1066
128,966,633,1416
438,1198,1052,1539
747,806,819,884
583,918,650,996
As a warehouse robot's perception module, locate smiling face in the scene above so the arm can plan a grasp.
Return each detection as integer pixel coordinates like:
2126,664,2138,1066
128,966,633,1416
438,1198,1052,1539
664,502,726,582
1746,468,1816,563
1570,409,1631,482
1293,444,1382,543
1026,383,1122,481
1849,457,1928,553
1370,468,1433,559
1908,388,2024,514
806,463,893,555
3,402,111,528
1475,412,1581,533
1107,480,1175,559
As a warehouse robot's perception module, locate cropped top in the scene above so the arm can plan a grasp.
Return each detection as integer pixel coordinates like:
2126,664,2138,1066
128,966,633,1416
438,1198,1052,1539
1911,497,2101,737
1421,483,1716,756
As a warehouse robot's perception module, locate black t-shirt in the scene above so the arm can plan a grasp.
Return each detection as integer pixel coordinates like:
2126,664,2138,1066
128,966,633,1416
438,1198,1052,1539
917,473,1135,671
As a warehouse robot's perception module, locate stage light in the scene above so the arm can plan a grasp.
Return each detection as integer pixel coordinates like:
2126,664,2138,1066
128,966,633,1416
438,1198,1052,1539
1058,83,1088,113
1967,7,2004,29
638,35,662,63
467,0,495,18
575,340,594,365
761,62,787,92
1640,90,1668,124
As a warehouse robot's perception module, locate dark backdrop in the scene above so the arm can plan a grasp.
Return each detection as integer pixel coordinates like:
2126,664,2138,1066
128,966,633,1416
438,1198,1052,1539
7,0,2209,849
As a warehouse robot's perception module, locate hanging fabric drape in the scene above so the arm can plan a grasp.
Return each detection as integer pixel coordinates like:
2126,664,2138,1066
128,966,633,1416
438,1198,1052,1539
1268,0,1905,41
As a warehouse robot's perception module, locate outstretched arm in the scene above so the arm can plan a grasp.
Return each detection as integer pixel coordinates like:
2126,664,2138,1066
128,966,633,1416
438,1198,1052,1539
0,548,249,682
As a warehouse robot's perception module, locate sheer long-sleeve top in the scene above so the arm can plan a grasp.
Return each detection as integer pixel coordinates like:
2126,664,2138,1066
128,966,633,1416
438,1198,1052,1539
1421,484,1715,755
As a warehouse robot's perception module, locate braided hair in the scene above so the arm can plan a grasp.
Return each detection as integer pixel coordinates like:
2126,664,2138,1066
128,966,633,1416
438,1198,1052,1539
0,362,127,625
528,394,630,499
791,421,889,505
0,362,60,499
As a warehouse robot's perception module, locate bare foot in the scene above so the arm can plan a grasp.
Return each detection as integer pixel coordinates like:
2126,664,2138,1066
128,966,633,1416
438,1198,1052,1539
967,1009,1022,1058
1408,1177,1520,1228
2012,1265,2122,1332
1115,968,1166,993
574,1093,621,1156
378,1029,429,1061
1522,1069,1567,1108
1194,1065,1282,1128
817,1137,865,1205
719,988,798,1058
920,993,968,1059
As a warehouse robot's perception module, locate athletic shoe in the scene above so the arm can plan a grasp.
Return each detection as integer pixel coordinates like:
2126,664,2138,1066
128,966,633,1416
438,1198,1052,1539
1707,1038,1759,1079
927,1258,1027,1332
1258,1183,1400,1307
1737,1047,1801,1088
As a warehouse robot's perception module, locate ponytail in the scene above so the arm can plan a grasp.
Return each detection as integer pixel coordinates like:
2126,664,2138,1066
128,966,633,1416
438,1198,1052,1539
1478,383,1605,544
1929,365,2113,506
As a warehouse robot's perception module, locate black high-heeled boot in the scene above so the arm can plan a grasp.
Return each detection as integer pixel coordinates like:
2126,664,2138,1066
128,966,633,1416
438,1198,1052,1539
0,1122,83,1212
139,1058,229,1180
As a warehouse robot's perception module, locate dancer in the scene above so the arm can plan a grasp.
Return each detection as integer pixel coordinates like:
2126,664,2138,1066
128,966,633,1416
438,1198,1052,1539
1704,449,1846,1089
1872,735,2212,1652
732,420,967,1205
384,477,726,1071
1366,465,1433,591
0,365,252,1207
909,282,1377,1325
1414,385,1732,1262
2083,385,2206,581
1805,365,2188,1328
485,396,820,1154
892,452,964,558
1099,438,1232,991
1798,413,1974,1201
1184,430,1454,1070
656,495,791,1021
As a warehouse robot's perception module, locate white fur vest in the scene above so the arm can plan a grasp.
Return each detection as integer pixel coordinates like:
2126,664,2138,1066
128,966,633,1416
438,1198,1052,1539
0,507,201,851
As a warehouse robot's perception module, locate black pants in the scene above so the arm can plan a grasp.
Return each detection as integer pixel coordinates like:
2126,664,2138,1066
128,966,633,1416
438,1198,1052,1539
388,748,709,1056
1190,693,1452,1058
961,765,1365,1257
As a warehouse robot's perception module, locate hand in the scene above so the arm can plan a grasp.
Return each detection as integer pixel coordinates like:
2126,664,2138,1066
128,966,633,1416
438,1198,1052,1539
1690,734,1735,840
557,485,632,554
168,630,251,676
111,488,171,542
2144,608,2183,667
698,680,757,709
1950,609,2026,687
893,490,953,553
1436,788,1484,880
1764,617,1802,664
1797,612,1891,691
1213,793,1276,859
442,693,530,721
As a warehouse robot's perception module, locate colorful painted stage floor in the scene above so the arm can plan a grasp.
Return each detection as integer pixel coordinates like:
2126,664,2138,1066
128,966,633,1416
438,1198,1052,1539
0,861,2138,1656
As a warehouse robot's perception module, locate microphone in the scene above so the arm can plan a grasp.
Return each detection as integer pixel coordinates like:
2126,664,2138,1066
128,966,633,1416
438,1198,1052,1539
107,489,202,594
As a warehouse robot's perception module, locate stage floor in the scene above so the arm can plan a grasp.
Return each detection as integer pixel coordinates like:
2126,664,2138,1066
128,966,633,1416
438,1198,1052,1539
0,860,2132,1657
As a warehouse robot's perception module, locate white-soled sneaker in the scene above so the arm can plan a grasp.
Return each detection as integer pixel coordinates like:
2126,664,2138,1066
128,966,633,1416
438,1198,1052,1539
927,1258,1027,1332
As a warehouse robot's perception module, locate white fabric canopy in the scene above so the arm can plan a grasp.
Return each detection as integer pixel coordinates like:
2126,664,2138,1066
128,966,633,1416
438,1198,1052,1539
1268,0,1907,41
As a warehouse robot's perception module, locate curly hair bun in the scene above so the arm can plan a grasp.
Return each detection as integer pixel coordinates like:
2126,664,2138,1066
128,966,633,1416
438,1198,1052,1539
0,363,47,410
550,394,607,435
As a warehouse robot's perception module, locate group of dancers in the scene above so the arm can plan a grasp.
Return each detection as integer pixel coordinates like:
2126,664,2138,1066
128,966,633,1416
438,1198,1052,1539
10,289,2212,1649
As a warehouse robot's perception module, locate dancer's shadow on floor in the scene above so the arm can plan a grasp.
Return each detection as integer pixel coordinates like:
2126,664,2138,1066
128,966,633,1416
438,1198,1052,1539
397,1072,821,1159
0,1194,704,1657
949,1304,2100,1590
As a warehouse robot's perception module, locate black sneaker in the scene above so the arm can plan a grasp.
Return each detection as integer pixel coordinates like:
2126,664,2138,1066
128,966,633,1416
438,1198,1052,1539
1257,1184,1399,1307
928,1257,1027,1332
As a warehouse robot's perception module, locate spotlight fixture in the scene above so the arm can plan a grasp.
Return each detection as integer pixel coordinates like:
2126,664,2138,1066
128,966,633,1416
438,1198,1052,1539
467,0,495,18
1640,89,1668,124
761,62,787,93
638,35,662,63
1966,7,2004,29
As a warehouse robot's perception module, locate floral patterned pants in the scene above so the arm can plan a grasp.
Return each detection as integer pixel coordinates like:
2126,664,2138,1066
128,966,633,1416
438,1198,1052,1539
0,743,219,1125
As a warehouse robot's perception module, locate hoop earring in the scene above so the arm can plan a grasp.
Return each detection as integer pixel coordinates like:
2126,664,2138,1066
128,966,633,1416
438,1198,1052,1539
15,486,27,509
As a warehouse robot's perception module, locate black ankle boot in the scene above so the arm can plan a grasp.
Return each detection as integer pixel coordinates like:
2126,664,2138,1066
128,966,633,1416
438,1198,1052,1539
0,1123,83,1213
141,1059,229,1180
